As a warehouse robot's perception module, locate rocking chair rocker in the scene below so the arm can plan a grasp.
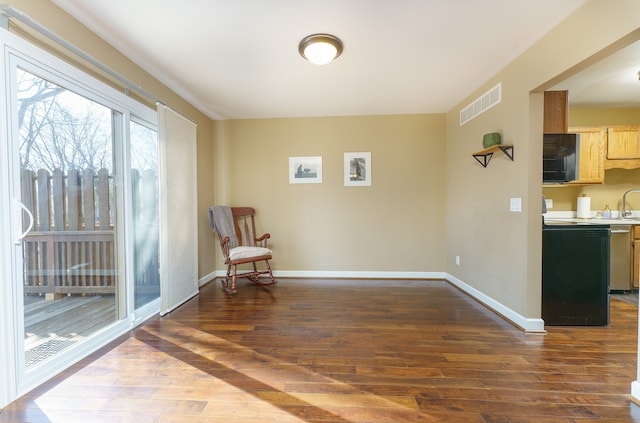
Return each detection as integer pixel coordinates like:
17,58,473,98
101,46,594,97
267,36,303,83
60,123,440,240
208,206,277,295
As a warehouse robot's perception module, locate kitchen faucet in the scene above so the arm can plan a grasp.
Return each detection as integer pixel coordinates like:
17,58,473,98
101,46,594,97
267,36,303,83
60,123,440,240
621,189,640,218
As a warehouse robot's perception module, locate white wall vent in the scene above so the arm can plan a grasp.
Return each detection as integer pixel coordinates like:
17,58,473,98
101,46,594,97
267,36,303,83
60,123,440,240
459,83,502,126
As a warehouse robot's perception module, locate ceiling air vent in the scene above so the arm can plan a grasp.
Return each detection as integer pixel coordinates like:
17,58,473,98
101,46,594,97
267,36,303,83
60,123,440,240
459,82,502,126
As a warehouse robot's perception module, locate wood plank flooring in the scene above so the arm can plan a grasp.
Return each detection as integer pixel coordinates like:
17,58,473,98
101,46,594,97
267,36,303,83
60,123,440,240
2,279,640,422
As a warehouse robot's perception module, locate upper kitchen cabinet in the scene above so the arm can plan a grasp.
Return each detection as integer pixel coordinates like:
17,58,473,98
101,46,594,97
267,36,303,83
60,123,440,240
544,91,568,134
605,126,640,169
569,127,606,184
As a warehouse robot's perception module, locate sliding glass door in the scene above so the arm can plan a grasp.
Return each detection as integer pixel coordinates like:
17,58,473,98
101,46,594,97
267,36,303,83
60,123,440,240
16,68,119,368
0,29,160,400
130,119,160,310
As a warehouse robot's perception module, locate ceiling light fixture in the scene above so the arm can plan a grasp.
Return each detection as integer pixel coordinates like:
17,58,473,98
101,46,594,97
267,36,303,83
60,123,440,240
298,33,343,65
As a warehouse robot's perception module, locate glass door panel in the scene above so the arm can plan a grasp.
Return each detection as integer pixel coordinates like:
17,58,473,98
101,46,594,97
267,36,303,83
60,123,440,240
130,119,160,309
16,68,118,368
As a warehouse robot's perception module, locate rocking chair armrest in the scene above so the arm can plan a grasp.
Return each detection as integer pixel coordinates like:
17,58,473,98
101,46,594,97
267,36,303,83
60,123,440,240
255,233,270,247
221,236,232,256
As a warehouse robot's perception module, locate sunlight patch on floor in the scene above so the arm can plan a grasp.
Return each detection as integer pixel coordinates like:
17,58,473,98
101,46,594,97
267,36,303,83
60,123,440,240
140,320,430,421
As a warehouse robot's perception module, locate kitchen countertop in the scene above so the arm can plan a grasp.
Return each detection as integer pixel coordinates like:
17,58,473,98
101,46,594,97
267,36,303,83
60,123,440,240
543,216,640,226
544,218,640,225
544,211,640,225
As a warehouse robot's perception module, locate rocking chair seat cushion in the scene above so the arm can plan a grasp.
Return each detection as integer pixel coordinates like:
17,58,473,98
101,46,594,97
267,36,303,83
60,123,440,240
228,246,272,261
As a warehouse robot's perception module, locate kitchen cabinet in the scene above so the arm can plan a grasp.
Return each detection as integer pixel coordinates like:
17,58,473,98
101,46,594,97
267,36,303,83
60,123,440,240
543,91,568,134
607,127,640,159
605,126,640,170
567,127,606,184
632,225,639,289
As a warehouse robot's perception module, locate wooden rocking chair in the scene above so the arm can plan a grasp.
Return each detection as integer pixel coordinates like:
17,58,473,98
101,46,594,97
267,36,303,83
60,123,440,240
208,206,277,295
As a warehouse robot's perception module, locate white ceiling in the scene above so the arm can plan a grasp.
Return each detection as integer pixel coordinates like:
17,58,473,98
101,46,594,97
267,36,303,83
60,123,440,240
550,39,640,109
51,0,592,120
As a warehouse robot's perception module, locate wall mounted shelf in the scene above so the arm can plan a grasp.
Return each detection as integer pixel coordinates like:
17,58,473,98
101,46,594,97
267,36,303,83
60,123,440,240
472,144,514,168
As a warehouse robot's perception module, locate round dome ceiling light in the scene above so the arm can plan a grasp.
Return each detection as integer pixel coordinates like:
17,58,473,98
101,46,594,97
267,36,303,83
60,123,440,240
298,33,343,65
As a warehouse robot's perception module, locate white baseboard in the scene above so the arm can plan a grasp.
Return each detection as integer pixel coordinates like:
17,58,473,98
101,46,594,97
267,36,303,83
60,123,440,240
206,270,444,280
273,270,445,279
445,273,546,333
199,271,217,287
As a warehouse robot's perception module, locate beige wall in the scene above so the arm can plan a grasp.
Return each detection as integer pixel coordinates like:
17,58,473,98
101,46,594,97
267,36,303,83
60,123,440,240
544,169,640,213
445,0,640,319
571,107,640,127
5,0,218,279
214,114,447,273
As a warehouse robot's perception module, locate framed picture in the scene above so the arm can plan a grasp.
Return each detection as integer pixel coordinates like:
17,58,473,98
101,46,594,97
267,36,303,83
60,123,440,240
289,156,323,184
344,152,371,186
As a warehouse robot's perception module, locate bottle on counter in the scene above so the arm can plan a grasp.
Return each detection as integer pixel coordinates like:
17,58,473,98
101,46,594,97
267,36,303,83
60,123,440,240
602,205,612,219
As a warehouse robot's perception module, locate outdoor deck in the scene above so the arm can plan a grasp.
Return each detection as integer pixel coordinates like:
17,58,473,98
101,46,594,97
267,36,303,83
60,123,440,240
24,294,116,367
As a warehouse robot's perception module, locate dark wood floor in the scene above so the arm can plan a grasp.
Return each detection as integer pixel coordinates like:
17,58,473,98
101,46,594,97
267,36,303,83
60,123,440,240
2,279,640,422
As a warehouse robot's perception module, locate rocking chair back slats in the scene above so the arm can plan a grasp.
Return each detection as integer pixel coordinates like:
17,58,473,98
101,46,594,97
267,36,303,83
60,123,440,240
209,206,277,295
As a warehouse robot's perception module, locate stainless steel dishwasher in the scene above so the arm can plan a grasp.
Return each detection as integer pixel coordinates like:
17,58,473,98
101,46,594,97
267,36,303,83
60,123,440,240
610,225,632,292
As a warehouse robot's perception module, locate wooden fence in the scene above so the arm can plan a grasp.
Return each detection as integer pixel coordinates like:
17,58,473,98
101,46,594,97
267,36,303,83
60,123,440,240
21,168,159,299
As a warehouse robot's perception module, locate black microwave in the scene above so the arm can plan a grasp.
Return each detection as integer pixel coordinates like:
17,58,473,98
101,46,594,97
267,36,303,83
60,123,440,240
543,133,580,183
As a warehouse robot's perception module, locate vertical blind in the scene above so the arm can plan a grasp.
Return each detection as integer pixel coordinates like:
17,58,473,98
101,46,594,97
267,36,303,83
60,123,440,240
157,103,199,315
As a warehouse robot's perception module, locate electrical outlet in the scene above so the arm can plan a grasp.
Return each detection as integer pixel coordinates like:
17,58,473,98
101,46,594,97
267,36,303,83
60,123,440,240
545,198,553,209
455,256,460,266
510,197,522,212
